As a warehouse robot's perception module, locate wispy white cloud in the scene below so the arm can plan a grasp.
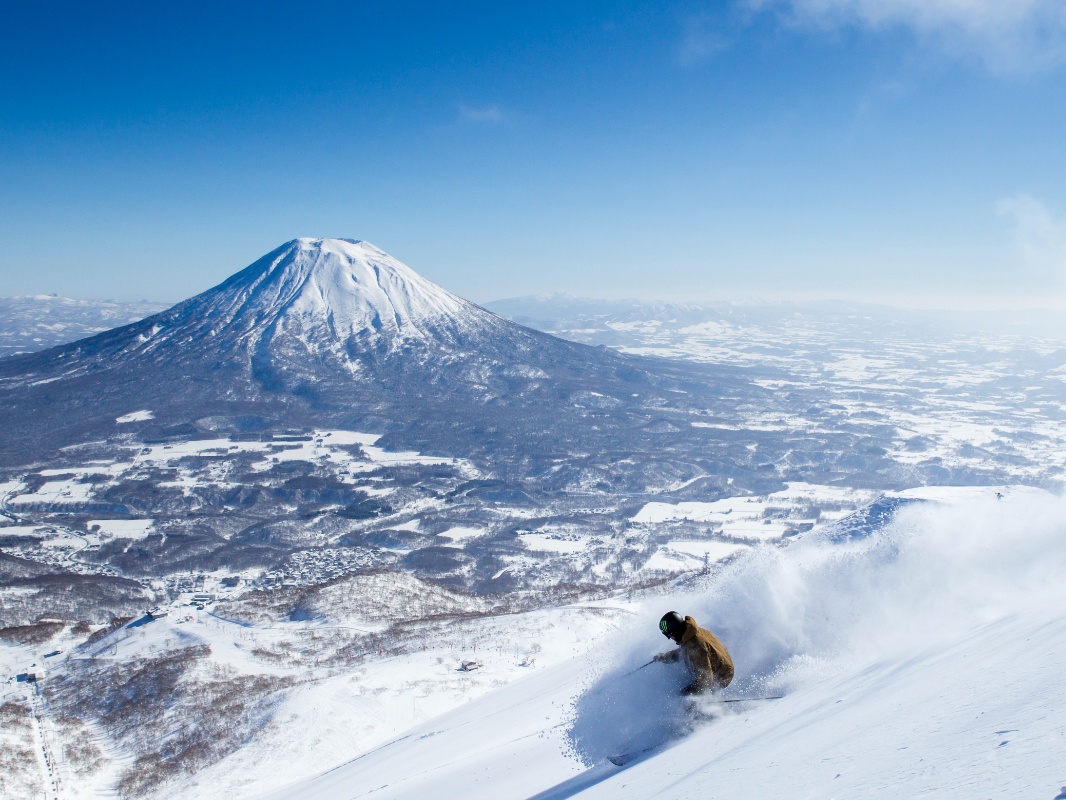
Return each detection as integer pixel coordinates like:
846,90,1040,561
678,13,732,64
854,78,907,117
746,0,1066,74
998,194,1066,284
457,104,506,125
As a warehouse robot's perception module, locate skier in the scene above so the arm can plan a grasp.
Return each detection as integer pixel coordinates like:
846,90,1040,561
654,611,734,695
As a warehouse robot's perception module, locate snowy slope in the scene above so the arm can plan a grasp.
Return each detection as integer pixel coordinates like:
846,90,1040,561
232,238,471,338
129,238,485,354
264,487,1066,800
572,609,1065,798
9,238,497,372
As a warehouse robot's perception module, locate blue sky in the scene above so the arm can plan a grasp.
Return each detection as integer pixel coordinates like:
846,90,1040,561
3,0,1066,307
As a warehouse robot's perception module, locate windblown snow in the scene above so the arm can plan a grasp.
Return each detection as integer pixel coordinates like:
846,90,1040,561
263,488,1066,800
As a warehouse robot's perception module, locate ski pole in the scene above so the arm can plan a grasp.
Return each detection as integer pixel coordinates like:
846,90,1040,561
626,659,656,676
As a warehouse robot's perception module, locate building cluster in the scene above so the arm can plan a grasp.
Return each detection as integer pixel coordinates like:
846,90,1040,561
255,547,381,589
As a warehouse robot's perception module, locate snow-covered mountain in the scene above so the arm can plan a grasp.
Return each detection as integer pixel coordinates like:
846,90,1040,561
1,239,888,611
4,238,538,377
63,238,510,366
219,238,474,343
8,239,879,514
0,238,1042,598
0,238,703,469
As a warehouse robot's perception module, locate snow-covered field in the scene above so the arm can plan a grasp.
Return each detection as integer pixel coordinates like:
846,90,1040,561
0,428,486,580
262,488,1066,800
489,297,1066,491
5,429,472,511
2,429,883,593
634,482,872,538
0,295,167,359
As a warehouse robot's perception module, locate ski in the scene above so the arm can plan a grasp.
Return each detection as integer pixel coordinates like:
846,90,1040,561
709,695,783,704
608,697,785,765
607,748,656,767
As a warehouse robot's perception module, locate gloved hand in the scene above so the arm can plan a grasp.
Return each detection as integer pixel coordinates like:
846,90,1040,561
653,651,670,663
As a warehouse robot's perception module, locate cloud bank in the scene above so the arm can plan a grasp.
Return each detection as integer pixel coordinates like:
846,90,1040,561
747,0,1066,73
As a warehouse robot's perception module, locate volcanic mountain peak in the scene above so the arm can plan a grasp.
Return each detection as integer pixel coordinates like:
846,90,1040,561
0,238,510,386
214,237,475,341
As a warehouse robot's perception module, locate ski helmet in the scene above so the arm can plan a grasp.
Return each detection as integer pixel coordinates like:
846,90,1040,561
659,611,685,640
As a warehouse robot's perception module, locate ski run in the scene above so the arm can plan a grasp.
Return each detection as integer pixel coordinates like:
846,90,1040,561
261,487,1065,799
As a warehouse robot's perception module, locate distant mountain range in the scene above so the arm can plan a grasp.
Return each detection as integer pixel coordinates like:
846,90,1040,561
484,292,1066,342
0,295,167,359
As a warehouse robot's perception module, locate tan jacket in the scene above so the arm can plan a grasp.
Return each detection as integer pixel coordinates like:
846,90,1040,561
660,615,734,692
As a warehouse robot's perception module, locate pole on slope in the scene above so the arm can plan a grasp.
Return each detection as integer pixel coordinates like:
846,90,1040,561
625,659,657,676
